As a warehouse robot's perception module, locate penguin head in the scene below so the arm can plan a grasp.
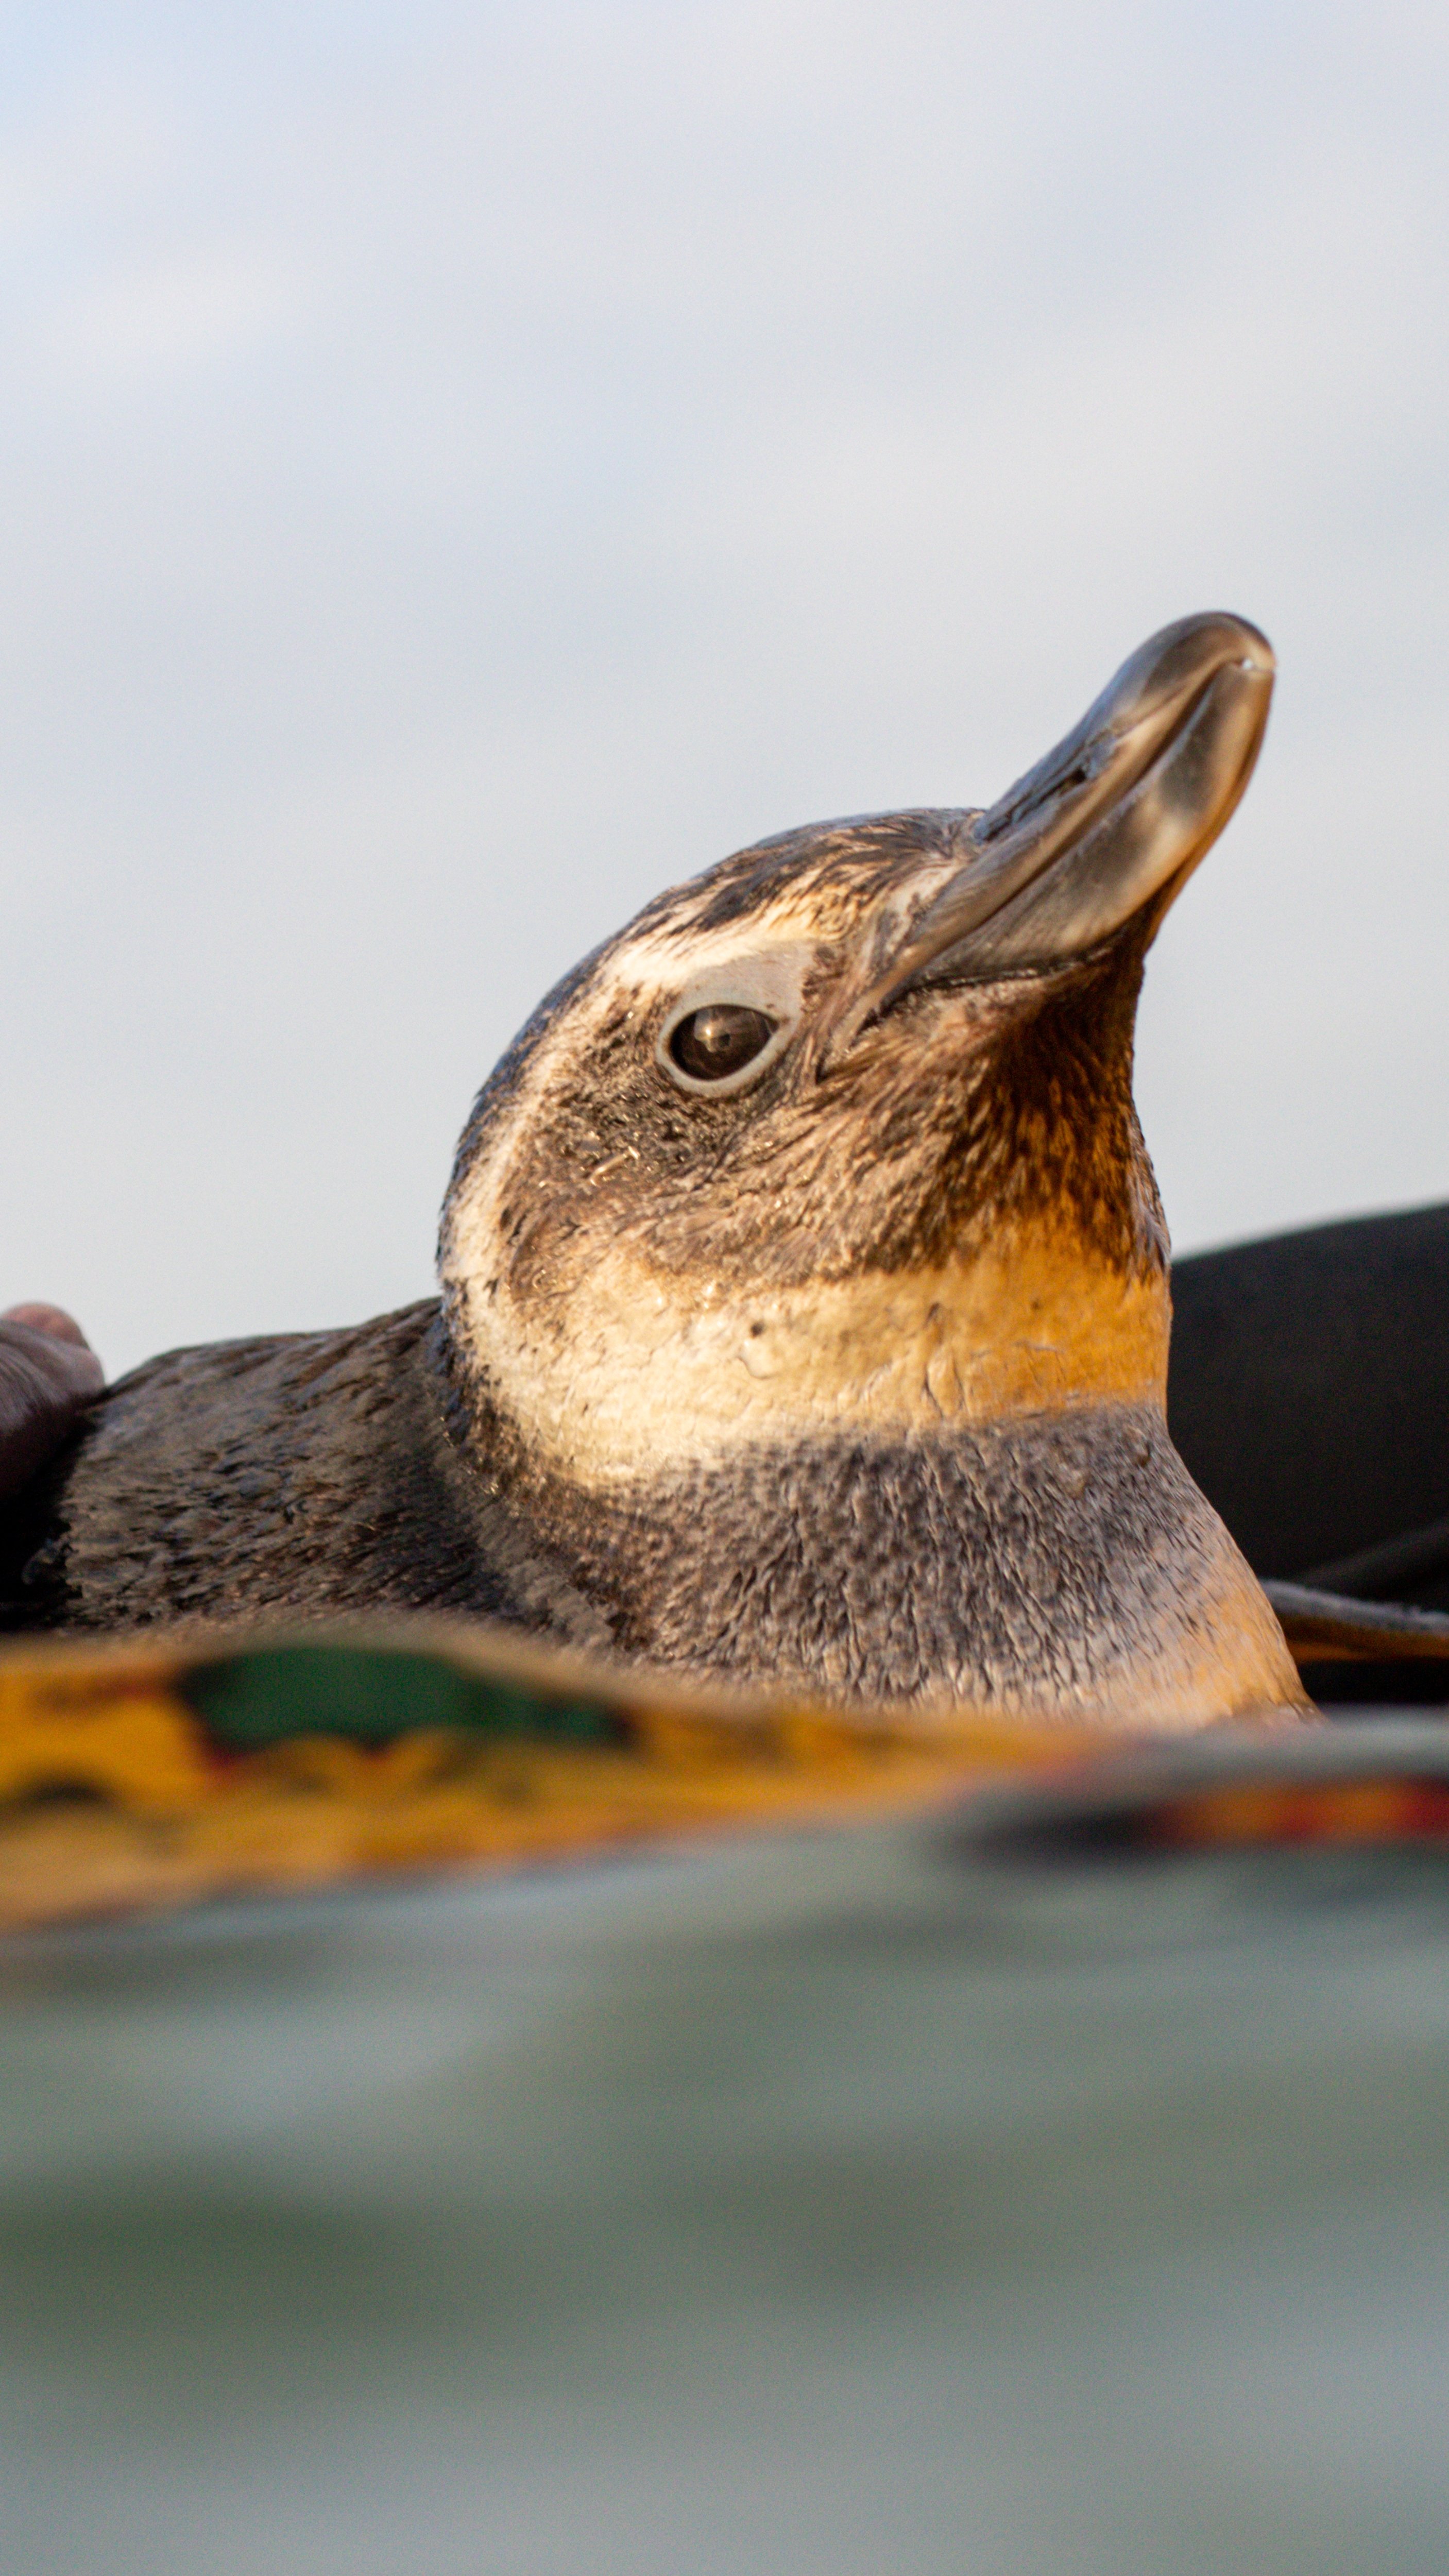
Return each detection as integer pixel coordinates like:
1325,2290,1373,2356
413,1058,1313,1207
441,613,1274,1490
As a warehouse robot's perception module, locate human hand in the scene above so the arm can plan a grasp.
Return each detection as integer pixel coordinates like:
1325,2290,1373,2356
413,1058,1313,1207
0,1306,104,1501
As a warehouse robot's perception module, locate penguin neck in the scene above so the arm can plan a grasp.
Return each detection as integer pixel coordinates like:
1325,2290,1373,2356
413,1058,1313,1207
446,1374,1300,1732
446,1215,1174,1493
445,1236,1302,1721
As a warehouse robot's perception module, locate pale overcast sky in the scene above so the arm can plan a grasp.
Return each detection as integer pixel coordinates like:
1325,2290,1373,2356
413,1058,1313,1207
5,1,1449,1375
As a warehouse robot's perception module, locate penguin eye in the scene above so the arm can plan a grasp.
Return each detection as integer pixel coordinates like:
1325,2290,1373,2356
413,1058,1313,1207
668,1005,777,1083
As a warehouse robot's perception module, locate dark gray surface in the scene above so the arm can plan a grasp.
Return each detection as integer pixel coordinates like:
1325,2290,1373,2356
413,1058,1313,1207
1170,1202,1449,1603
7,1758,1449,2574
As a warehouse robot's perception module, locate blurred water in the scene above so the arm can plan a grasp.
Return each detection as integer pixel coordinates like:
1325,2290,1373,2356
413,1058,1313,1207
5,1804,1449,2572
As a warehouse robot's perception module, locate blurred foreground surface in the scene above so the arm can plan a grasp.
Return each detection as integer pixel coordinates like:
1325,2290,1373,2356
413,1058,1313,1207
7,1753,1449,2575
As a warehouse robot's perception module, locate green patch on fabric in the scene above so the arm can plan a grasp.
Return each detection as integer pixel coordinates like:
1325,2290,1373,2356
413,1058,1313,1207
179,1646,627,1753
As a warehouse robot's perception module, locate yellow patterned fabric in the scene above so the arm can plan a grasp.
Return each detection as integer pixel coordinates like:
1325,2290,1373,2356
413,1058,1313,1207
0,1622,1097,1933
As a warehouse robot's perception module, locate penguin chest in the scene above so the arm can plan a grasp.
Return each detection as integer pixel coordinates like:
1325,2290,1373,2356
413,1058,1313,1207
522,1403,1302,1725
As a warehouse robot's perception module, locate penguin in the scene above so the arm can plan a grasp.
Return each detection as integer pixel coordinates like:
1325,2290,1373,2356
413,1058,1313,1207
0,612,1306,1726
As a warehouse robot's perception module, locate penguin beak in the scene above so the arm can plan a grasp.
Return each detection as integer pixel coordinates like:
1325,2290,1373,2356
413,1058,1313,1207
870,612,1274,1013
